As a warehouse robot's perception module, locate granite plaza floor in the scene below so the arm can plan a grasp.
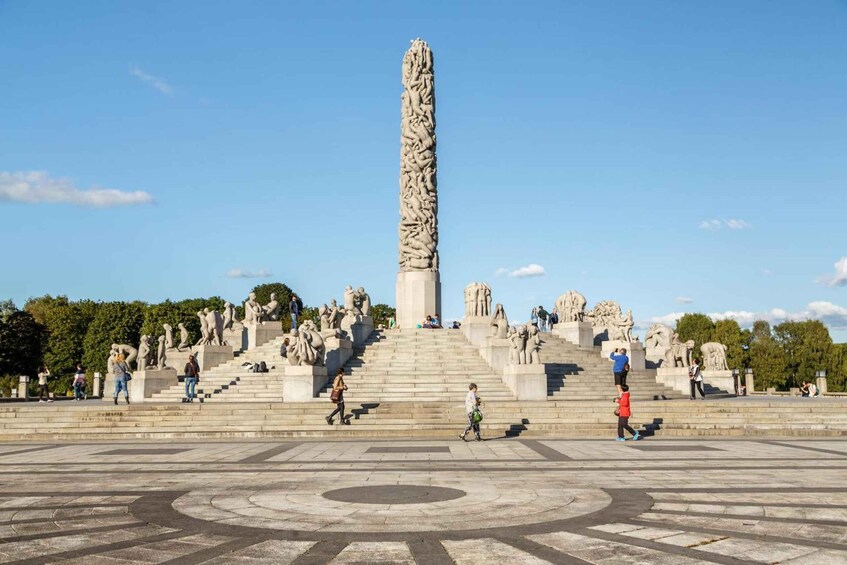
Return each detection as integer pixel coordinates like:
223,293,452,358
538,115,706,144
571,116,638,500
0,437,844,564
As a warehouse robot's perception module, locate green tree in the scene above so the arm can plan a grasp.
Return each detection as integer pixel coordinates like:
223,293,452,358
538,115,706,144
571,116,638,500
675,313,715,360
827,343,847,392
370,304,396,328
140,297,225,344
249,283,299,331
0,300,16,322
773,320,832,388
0,310,45,378
82,302,146,374
713,319,748,371
748,321,788,390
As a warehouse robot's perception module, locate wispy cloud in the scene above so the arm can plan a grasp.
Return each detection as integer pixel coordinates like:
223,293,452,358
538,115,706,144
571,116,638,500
494,267,509,277
817,257,847,287
675,296,694,304
0,171,153,207
642,301,847,332
226,269,272,279
508,264,546,278
699,219,751,230
130,65,173,95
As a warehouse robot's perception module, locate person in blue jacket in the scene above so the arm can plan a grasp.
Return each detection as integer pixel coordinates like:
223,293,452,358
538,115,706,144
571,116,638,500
609,347,629,397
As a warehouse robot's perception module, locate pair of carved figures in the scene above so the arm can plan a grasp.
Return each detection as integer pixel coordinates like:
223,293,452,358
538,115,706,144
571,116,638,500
507,324,541,365
243,292,280,325
137,335,169,370
645,325,694,368
555,290,587,322
196,308,227,347
343,286,371,317
162,323,191,351
107,343,138,374
285,320,326,367
464,282,491,317
398,39,438,272
586,300,634,342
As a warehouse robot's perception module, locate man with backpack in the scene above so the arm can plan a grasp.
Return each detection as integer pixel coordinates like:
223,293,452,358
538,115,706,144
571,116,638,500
610,347,629,397
537,305,549,332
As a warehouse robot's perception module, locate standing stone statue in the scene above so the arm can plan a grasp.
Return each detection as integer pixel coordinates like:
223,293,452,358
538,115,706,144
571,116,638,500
490,303,509,339
177,323,190,351
263,293,280,321
156,335,168,369
138,335,152,369
616,309,634,343
508,325,528,365
464,284,475,317
526,325,542,364
243,292,264,325
344,286,361,317
222,302,237,331
205,309,224,346
196,310,211,346
556,290,587,323
163,323,175,350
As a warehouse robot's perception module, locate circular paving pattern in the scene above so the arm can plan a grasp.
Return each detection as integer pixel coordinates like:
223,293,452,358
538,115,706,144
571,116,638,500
323,485,465,505
172,476,612,533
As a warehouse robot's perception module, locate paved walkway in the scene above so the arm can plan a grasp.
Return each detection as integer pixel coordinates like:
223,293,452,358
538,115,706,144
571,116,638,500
0,438,844,563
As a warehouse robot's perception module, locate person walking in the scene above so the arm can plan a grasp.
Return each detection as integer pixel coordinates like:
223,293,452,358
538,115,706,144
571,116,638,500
537,305,549,332
326,368,349,425
289,295,301,330
609,347,629,397
37,366,53,403
113,354,130,405
459,383,482,441
689,357,706,400
184,354,200,403
614,384,641,441
530,307,539,328
72,364,86,401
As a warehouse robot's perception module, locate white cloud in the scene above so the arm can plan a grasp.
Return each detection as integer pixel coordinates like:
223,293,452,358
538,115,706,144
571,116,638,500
644,302,847,332
0,171,153,207
226,269,272,279
817,257,847,287
508,264,546,278
130,65,173,95
494,267,509,277
805,301,847,329
636,312,687,329
675,296,693,304
699,219,751,230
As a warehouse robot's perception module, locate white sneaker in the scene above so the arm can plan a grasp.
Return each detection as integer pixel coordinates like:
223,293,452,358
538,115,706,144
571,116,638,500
47,399,54,403
38,400,45,403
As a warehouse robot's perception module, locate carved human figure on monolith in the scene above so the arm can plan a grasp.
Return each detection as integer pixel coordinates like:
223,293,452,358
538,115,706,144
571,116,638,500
163,324,175,350
527,325,542,364
222,302,237,331
509,325,529,365
138,335,152,369
205,309,224,346
490,303,509,339
263,293,280,321
243,292,263,325
344,286,361,317
356,287,372,316
156,335,168,369
196,310,211,346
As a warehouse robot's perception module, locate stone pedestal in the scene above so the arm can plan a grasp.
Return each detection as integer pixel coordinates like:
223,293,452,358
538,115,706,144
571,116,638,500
340,315,374,347
396,270,441,329
128,369,178,404
600,341,645,371
461,316,492,347
655,367,691,396
702,370,734,394
224,323,247,353
247,321,284,350
17,376,28,400
553,321,594,348
745,372,755,394
481,337,511,374
502,364,548,401
816,376,827,395
325,337,354,376
93,372,101,398
283,365,328,402
168,344,234,374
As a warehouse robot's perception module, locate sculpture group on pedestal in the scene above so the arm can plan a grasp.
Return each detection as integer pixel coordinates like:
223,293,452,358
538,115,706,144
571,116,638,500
156,335,170,369
286,320,326,367
645,324,694,368
464,282,491,317
398,39,438,272
107,343,138,374
507,324,541,365
222,302,237,331
701,342,729,371
243,292,278,326
586,300,634,342
555,290,586,322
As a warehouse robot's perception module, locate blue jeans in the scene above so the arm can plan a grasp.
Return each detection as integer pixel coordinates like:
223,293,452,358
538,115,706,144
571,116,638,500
113,376,128,398
185,377,197,400
73,382,85,400
291,313,298,330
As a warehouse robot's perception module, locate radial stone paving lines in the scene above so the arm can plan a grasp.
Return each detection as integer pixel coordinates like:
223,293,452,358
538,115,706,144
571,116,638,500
0,438,845,564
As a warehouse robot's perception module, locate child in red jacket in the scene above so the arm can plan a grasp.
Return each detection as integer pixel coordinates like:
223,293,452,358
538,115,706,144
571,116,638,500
615,384,642,441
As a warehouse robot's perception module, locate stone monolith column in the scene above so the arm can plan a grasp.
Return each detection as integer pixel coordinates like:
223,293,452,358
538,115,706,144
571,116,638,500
396,38,441,328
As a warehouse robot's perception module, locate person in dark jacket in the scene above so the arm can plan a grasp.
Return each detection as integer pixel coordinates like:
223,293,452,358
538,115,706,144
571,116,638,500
289,295,301,330
184,354,200,403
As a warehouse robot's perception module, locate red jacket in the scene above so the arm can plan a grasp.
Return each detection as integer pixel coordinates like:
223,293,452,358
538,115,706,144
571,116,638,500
616,392,631,417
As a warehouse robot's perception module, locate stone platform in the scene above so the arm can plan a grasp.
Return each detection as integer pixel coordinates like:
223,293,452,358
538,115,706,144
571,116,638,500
0,437,844,563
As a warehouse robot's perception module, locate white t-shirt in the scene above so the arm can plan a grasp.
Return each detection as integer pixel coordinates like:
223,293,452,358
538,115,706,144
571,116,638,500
37,371,49,386
465,390,478,413
690,364,703,382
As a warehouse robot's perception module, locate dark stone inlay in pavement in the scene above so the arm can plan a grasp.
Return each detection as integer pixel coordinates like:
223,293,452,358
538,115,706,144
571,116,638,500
521,440,571,460
366,446,450,454
96,448,190,456
238,442,302,463
322,485,465,505
625,445,720,452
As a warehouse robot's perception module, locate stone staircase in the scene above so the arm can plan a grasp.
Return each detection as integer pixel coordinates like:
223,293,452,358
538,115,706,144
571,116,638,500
2,399,846,440
538,333,687,400
149,337,289,403
317,329,515,403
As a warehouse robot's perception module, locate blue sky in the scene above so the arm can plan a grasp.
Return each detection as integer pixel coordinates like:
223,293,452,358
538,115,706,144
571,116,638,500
1,1,846,339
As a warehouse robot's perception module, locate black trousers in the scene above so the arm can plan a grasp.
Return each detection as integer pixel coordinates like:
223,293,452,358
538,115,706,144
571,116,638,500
690,380,705,398
617,416,636,438
614,372,627,387
328,401,345,420
38,384,49,400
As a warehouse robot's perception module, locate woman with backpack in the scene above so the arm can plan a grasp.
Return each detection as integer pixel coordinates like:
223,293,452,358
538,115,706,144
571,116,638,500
326,368,349,425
